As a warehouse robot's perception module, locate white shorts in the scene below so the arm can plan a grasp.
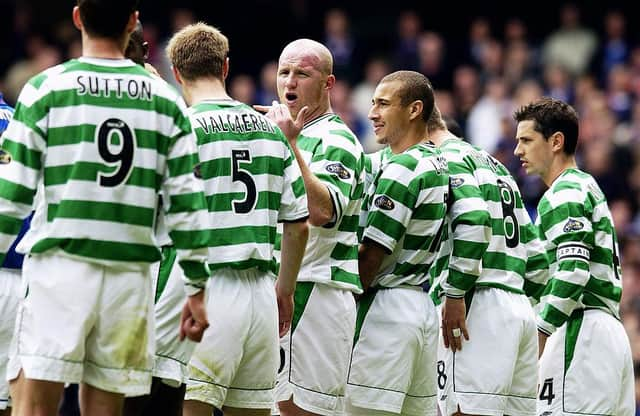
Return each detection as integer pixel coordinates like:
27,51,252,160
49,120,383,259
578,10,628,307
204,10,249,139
437,288,538,416
538,309,634,416
275,282,356,416
0,268,21,409
347,287,438,416
185,268,279,409
151,247,197,387
7,253,155,396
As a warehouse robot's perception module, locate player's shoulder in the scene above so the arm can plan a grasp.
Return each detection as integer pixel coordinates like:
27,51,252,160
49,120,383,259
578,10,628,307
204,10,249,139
305,113,363,153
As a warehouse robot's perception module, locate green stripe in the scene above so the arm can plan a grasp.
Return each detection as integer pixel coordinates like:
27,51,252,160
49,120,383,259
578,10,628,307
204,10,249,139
391,261,432,278
482,252,526,276
0,214,25,235
168,192,207,213
368,212,406,243
200,155,285,179
2,140,42,170
330,242,358,261
329,129,356,145
523,279,546,300
353,289,377,345
168,153,199,177
292,176,305,198
540,303,568,328
31,238,160,262
331,266,362,288
447,269,478,292
45,163,161,189
47,124,173,155
47,200,155,226
338,214,359,233
564,309,583,374
292,282,315,334
155,246,177,303
0,178,35,205
452,239,487,260
208,258,276,274
206,225,275,247
207,191,280,212
168,229,210,250
177,259,210,281
584,277,622,302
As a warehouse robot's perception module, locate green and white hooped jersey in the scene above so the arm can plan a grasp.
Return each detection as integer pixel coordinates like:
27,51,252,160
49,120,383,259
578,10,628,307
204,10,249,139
361,143,449,288
189,99,308,274
296,113,365,292
430,138,548,301
0,57,211,285
359,146,392,240
536,168,622,335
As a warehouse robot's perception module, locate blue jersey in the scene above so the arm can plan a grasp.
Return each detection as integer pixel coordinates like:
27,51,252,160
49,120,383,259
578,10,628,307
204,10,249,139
0,93,30,269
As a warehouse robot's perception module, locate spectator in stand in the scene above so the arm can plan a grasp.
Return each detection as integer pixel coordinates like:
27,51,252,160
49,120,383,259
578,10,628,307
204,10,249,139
255,61,279,105
541,2,597,77
324,8,359,84
393,10,422,71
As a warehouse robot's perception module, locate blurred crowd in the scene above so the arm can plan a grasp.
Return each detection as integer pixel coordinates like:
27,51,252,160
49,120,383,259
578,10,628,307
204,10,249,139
3,1,640,411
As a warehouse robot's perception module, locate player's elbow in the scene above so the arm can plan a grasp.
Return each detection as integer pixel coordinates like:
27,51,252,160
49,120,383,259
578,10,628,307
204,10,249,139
308,208,333,227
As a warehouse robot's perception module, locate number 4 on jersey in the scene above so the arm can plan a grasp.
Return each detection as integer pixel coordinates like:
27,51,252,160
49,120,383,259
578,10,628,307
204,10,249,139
539,377,555,405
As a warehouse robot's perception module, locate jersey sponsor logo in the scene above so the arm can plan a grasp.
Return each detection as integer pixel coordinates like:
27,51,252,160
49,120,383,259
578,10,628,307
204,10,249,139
326,162,351,179
563,218,584,233
0,149,11,164
374,195,395,210
450,177,465,188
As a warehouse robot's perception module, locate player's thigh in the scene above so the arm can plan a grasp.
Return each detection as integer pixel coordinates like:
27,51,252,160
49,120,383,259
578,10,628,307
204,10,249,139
539,310,634,415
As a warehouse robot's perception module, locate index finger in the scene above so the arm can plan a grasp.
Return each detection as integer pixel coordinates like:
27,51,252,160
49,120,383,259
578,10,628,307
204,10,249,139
253,105,272,113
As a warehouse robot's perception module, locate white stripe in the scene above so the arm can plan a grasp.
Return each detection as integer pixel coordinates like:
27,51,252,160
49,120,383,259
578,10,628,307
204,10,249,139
47,105,182,138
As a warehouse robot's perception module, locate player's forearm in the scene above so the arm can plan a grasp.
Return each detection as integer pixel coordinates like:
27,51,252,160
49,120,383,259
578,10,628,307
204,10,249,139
290,144,334,226
358,240,386,291
277,221,308,295
537,263,589,333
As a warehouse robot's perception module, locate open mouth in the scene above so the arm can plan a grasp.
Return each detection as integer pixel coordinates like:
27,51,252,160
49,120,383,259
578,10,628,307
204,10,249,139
285,92,298,104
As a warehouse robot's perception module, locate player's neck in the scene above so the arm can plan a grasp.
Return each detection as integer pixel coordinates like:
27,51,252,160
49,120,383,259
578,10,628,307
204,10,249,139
303,100,332,125
184,78,230,106
542,154,577,186
82,33,127,60
391,125,424,154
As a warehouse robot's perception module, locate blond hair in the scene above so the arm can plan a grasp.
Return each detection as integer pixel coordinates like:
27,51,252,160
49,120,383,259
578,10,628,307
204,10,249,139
166,22,228,81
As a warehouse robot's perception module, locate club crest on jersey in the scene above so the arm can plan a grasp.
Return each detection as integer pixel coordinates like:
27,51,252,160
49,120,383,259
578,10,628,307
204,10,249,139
326,163,351,179
450,177,465,188
563,218,584,232
374,195,395,210
0,149,11,164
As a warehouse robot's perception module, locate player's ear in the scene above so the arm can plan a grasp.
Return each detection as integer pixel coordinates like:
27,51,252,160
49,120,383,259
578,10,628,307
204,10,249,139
172,66,183,85
409,100,423,121
550,131,564,154
126,11,139,35
222,57,230,81
72,6,83,31
325,74,335,90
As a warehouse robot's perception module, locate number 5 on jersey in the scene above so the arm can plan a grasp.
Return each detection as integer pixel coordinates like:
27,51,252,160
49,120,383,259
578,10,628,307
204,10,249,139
231,149,257,214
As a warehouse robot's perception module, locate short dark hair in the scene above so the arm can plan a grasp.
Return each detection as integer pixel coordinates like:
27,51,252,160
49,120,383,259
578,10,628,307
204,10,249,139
380,70,434,122
513,97,579,155
77,0,138,39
